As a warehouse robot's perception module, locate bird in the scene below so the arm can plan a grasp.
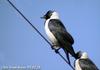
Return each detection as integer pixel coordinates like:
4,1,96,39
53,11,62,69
41,10,78,64
75,51,99,70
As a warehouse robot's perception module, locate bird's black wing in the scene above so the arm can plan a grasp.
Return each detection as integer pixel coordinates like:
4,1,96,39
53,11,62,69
48,19,76,58
48,19,74,44
79,59,99,70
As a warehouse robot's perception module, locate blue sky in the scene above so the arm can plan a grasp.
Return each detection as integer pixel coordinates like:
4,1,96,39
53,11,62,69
0,0,100,70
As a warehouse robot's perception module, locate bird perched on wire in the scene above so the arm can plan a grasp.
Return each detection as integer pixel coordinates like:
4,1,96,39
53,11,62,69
41,10,78,64
75,51,99,70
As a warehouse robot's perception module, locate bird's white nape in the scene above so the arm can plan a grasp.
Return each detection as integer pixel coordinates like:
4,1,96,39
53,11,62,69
81,52,88,59
75,59,82,70
50,12,59,19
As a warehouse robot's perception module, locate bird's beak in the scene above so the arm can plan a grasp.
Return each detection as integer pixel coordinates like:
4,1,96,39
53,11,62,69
40,15,46,19
40,17,44,19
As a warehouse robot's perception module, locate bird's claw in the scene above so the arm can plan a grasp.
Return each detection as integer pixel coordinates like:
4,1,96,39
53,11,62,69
54,49,59,53
51,45,60,53
51,45,56,50
51,46,54,50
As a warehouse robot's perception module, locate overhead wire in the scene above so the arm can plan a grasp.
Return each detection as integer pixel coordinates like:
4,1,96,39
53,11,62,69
7,0,75,70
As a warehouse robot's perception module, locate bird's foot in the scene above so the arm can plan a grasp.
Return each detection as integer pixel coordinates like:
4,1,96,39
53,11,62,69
54,49,59,53
51,45,60,53
51,45,57,50
51,45,54,50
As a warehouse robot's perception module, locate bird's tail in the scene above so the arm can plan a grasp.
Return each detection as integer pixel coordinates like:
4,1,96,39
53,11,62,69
62,46,78,59
62,48,71,64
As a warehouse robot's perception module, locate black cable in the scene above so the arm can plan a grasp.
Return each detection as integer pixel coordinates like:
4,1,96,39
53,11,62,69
58,52,75,70
7,0,52,47
7,0,75,70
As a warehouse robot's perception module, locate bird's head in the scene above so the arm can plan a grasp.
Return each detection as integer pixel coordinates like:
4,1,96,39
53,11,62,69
76,51,88,59
41,10,59,20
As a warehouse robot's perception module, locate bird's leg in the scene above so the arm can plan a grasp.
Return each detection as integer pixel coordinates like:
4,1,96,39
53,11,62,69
51,45,55,50
51,44,58,49
54,48,59,53
66,52,71,65
51,44,60,53
63,48,71,65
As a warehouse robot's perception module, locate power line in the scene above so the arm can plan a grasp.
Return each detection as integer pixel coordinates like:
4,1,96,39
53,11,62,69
7,0,75,70
58,52,74,70
7,0,52,47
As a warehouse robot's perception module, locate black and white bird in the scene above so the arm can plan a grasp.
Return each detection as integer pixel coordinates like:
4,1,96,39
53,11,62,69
75,51,99,70
41,10,78,64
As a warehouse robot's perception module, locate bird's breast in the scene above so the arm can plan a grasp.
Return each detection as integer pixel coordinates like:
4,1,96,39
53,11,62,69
45,19,59,49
